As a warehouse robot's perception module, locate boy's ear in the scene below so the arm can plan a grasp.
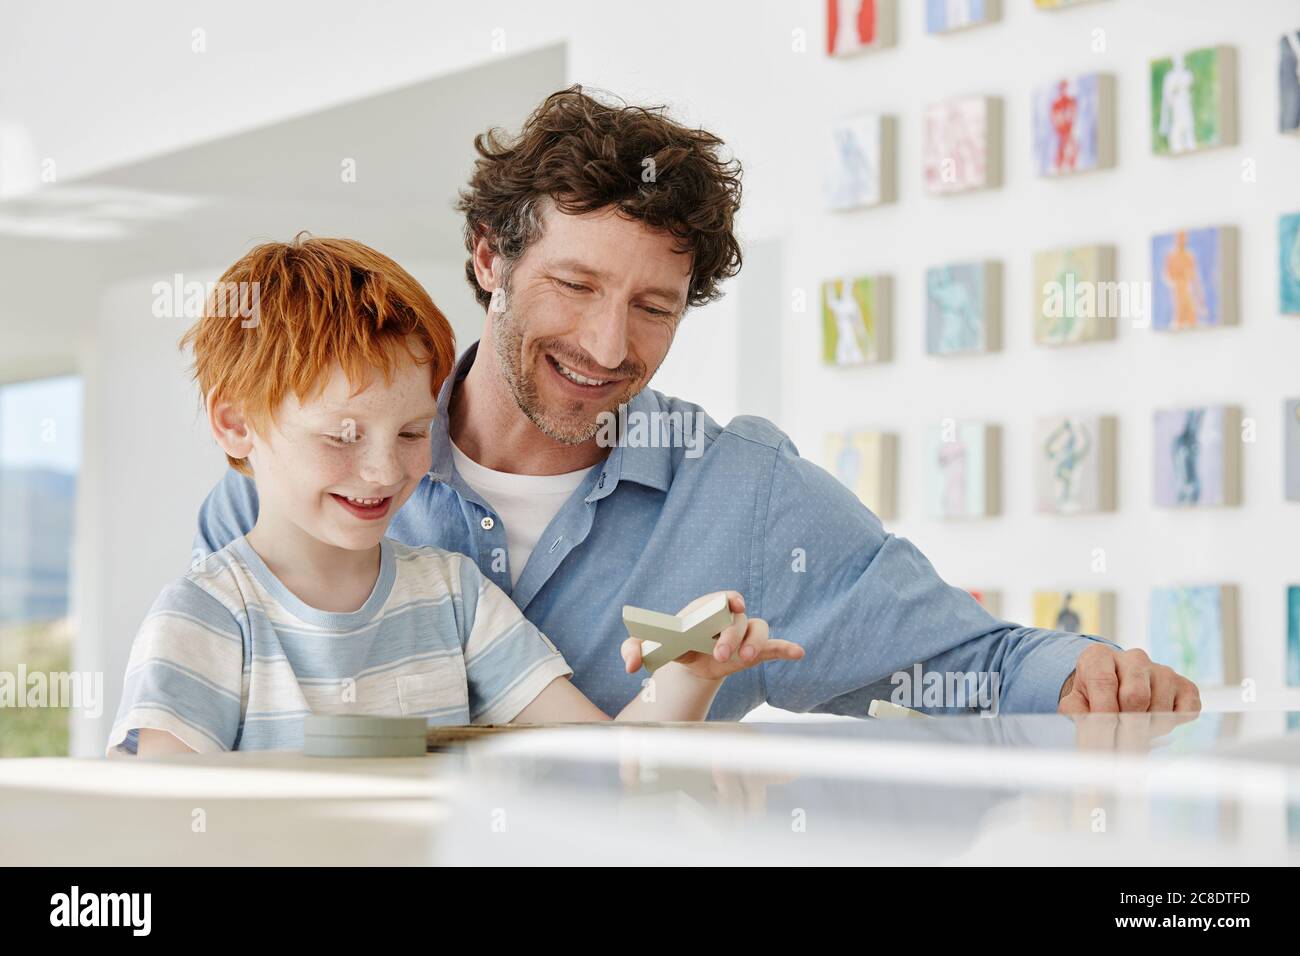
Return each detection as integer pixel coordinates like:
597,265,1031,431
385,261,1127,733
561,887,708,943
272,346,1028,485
208,393,254,463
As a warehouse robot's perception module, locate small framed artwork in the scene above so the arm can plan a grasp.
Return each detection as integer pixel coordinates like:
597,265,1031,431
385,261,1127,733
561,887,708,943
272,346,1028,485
1152,406,1241,508
925,261,1001,355
821,275,891,365
924,422,1000,518
1285,398,1300,502
1033,415,1116,515
923,95,1002,195
925,0,999,34
1149,585,1239,686
1033,245,1117,346
1281,213,1300,314
1032,73,1114,177
1150,46,1237,156
967,590,1001,616
1281,31,1300,134
1150,226,1237,331
825,113,896,211
826,0,895,56
1033,590,1115,638
825,430,897,519
1288,585,1300,686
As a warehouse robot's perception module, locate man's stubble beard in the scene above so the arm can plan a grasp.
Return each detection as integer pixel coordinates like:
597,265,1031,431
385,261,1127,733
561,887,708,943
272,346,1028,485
490,284,645,446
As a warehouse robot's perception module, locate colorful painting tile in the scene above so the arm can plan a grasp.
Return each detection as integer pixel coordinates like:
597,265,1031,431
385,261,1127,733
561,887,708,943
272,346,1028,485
1151,46,1236,155
1153,406,1240,508
1151,226,1236,331
1033,415,1116,514
925,422,999,518
825,430,897,519
1149,585,1238,686
821,275,891,365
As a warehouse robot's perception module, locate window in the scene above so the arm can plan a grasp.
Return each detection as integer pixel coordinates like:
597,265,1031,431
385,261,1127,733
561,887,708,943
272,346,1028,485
0,374,82,756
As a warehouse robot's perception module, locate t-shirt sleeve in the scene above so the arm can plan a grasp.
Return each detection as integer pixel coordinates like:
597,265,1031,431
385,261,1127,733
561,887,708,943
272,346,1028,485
106,577,245,755
454,557,572,725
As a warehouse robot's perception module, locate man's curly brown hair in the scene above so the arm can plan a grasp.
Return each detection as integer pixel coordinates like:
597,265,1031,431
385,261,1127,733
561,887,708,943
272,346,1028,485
456,85,743,311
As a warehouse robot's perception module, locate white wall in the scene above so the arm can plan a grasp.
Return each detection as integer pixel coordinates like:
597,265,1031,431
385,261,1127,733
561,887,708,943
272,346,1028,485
779,0,1300,709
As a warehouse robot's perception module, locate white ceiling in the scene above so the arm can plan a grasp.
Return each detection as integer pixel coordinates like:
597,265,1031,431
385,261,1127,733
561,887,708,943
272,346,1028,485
0,42,567,380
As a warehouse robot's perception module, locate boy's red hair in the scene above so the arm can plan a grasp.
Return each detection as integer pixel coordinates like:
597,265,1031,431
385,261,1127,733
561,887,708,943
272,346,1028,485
180,234,456,475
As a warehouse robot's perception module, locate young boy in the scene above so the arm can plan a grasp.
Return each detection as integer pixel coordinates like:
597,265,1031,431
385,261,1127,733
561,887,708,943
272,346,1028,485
108,236,801,756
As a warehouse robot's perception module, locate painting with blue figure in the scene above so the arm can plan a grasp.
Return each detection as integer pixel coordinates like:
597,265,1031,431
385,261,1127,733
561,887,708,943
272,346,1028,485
1288,585,1300,687
1153,406,1233,508
1281,213,1300,314
1281,31,1300,134
925,0,993,34
925,263,989,355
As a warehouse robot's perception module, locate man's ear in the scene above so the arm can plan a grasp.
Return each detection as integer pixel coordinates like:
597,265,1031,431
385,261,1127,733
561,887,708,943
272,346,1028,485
470,232,503,303
208,393,254,463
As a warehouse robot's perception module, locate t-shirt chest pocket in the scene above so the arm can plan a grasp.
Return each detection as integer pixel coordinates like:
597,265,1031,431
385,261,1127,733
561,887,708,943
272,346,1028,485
395,657,469,717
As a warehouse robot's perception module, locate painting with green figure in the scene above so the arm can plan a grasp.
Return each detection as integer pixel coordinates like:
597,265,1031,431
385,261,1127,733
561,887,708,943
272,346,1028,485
821,275,883,365
1149,585,1234,685
1151,47,1234,155
1034,245,1114,345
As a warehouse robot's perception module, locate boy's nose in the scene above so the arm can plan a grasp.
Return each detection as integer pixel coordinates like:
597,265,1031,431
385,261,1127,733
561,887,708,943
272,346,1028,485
358,444,404,487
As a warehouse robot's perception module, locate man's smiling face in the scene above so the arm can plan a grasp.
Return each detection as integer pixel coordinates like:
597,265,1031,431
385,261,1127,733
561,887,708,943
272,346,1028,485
484,202,692,445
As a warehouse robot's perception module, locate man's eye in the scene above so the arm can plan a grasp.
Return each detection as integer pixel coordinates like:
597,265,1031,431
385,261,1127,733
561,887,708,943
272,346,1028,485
556,279,588,292
399,432,428,440
641,305,670,317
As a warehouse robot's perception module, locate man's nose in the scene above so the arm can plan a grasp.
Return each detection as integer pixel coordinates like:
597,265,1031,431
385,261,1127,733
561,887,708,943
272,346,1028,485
575,296,629,372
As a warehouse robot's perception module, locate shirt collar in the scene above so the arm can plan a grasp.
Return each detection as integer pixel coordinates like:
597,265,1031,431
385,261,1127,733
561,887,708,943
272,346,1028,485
430,339,673,496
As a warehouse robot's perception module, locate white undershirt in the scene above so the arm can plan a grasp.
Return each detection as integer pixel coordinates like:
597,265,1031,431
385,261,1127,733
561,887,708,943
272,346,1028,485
450,440,591,587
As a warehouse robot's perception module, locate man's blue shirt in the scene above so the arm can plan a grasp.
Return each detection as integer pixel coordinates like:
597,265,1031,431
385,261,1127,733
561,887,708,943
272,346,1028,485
194,343,1114,718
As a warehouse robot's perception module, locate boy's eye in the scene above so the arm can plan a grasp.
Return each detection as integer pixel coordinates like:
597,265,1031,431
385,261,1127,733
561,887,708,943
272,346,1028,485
322,434,354,446
399,432,428,441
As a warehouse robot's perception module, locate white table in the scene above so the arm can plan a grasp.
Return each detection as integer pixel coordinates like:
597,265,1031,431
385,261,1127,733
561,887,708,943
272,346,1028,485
2,711,1296,865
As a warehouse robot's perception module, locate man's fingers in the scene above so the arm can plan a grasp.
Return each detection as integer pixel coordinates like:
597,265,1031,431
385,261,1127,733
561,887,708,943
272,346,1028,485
1148,663,1178,713
1115,649,1153,712
1172,677,1202,713
1058,688,1091,716
1076,645,1121,712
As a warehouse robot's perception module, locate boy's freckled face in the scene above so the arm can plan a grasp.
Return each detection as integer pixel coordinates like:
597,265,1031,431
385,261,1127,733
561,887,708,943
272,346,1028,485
246,356,438,551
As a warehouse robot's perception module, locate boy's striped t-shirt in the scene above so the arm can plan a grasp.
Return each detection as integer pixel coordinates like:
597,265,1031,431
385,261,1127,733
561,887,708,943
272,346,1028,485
107,536,573,754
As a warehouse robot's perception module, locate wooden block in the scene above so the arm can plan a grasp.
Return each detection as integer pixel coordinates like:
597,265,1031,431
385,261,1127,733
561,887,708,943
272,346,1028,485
623,594,734,672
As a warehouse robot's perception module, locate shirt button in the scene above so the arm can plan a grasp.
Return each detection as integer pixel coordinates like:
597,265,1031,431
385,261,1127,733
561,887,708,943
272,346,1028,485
480,516,495,531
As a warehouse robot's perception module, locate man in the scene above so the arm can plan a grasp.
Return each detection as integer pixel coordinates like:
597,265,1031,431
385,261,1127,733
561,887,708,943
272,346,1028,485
195,85,1200,718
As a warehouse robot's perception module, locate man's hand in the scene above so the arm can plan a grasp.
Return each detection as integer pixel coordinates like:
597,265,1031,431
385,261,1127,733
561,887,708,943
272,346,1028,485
1057,644,1201,714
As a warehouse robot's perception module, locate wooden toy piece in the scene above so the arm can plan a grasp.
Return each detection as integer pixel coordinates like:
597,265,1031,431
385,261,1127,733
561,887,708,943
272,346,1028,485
302,714,428,757
622,593,735,673
868,699,935,720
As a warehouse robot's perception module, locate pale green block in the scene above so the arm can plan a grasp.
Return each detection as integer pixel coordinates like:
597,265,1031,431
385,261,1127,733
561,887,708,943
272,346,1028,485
623,593,735,672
